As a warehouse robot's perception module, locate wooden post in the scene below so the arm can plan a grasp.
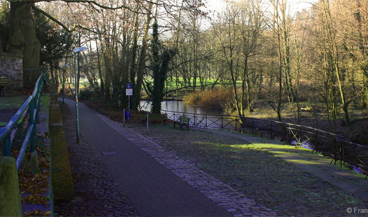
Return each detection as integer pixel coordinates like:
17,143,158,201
221,115,224,130
205,114,208,129
146,112,149,133
270,121,273,140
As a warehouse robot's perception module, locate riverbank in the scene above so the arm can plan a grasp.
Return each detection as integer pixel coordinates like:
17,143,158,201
71,96,368,215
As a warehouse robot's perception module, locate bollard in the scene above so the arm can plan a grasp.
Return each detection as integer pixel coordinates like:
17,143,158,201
123,109,126,126
0,157,22,216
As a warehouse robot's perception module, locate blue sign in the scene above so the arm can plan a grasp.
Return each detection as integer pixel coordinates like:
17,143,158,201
127,83,133,89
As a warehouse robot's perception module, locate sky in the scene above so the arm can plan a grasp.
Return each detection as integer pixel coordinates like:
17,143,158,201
205,0,319,15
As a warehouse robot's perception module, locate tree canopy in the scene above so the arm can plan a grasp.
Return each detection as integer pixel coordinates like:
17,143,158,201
1,0,367,130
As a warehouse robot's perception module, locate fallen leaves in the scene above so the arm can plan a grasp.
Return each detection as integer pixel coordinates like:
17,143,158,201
18,146,51,210
23,209,51,216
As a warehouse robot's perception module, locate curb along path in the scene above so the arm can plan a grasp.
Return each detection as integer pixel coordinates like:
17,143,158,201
97,113,277,217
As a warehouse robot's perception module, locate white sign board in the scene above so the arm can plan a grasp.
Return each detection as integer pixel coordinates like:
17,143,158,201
126,89,133,96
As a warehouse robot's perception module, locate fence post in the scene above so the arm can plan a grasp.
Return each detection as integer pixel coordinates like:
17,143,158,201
235,116,238,131
194,113,196,127
205,114,208,129
299,125,302,145
221,115,224,130
270,121,273,140
29,96,36,152
251,118,254,135
340,140,343,167
334,137,337,165
287,123,291,144
146,112,149,133
30,108,36,153
314,130,318,152
123,109,126,126
2,136,11,156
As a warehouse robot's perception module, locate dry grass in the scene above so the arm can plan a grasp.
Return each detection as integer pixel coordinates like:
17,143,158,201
184,87,234,111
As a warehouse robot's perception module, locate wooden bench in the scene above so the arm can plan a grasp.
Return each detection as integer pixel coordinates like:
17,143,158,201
0,76,7,96
174,116,190,130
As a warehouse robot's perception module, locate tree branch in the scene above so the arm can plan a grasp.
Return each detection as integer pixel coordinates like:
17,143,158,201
32,5,103,34
32,6,77,33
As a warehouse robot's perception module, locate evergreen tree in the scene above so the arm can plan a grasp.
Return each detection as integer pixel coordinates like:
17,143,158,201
0,1,10,52
34,8,73,81
151,20,177,114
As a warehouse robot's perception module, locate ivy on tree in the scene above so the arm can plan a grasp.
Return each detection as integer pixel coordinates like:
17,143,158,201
151,20,177,114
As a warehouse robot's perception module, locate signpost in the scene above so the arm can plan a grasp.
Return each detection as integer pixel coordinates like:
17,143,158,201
125,83,133,120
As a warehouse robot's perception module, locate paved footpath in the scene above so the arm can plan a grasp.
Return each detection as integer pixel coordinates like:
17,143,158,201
62,99,276,217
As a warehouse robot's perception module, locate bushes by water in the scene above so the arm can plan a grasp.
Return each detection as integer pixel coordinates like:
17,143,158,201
184,87,234,112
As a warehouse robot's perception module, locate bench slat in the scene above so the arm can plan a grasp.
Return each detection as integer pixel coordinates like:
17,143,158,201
174,116,190,130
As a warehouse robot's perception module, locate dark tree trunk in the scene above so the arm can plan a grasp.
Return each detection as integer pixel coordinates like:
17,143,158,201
9,2,40,87
151,20,161,114
151,20,177,114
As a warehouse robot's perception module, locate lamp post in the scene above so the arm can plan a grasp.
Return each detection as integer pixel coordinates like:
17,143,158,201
73,46,87,143
62,64,69,105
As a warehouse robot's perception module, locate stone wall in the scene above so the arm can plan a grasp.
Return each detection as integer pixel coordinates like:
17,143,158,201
0,53,23,89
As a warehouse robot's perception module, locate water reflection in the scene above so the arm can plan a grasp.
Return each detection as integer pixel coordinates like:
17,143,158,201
139,100,222,115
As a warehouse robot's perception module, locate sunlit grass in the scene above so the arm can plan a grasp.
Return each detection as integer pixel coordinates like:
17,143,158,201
135,125,366,216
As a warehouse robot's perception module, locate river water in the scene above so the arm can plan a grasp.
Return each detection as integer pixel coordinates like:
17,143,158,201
139,100,238,130
139,100,222,115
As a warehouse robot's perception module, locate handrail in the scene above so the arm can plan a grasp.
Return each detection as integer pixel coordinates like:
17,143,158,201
0,72,45,170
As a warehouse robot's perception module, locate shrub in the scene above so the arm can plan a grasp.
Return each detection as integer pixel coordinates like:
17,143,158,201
79,89,93,100
184,87,234,112
184,91,203,105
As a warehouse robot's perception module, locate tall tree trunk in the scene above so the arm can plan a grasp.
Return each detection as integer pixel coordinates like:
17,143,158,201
9,2,40,87
151,20,161,114
96,37,104,93
133,2,153,111
282,10,293,103
128,4,139,108
151,20,177,114
277,35,283,122
356,0,368,108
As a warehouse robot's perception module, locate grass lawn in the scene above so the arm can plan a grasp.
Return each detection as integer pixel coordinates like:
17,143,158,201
131,124,366,216
0,96,28,110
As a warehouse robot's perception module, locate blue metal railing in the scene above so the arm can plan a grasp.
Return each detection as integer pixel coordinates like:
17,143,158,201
0,72,45,171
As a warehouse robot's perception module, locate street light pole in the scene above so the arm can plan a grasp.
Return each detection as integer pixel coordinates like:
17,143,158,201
73,46,87,143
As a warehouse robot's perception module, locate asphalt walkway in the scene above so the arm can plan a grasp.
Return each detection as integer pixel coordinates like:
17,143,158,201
63,99,234,217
